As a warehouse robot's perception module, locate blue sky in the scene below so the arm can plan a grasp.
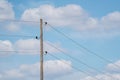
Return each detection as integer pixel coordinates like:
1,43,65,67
9,0,120,18
0,0,120,80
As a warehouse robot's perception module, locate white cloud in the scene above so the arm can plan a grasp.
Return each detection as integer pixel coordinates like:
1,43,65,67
21,4,89,28
106,60,120,73
102,11,120,23
0,0,20,32
0,39,65,56
81,60,120,80
0,40,14,56
14,39,40,55
0,60,72,80
82,73,120,80
21,4,120,37
4,69,24,78
1,60,120,80
44,60,72,78
5,22,20,32
14,39,65,55
0,0,14,19
101,11,120,32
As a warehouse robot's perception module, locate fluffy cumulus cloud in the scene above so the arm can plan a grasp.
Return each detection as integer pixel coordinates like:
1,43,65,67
0,0,20,32
21,4,120,37
44,60,72,79
81,60,120,80
1,60,120,80
21,4,89,28
14,39,40,55
0,0,14,19
0,40,14,56
5,22,20,32
106,60,120,73
0,39,64,56
82,73,120,80
14,39,64,55
0,60,72,80
101,11,120,33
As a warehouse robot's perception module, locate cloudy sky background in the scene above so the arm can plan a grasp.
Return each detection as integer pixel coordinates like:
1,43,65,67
0,0,120,80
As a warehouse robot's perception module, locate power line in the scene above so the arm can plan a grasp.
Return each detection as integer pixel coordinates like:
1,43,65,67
0,34,36,38
46,23,120,69
0,50,40,52
0,41,116,79
44,41,115,79
0,18,39,23
0,18,118,79
47,52,101,80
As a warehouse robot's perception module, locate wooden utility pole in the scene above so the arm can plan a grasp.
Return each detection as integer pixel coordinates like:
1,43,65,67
40,19,44,80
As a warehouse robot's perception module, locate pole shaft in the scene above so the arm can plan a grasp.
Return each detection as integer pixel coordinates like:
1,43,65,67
40,19,44,80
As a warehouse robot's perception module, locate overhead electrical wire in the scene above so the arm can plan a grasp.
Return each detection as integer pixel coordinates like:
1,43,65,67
0,47,114,79
0,40,116,79
0,50,101,80
44,41,115,79
0,18,39,23
0,19,118,79
0,19,40,38
47,52,101,80
46,23,120,69
0,50,40,53
0,34,35,38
